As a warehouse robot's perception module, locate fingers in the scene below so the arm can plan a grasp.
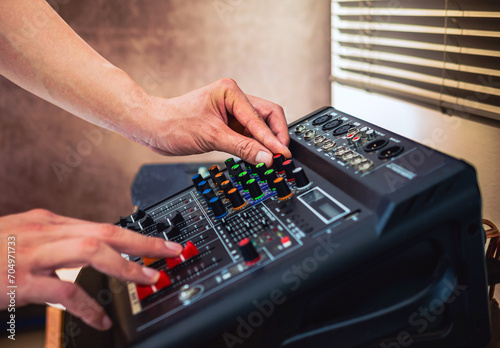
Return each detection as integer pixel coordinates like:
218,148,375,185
246,94,290,148
26,276,112,331
18,220,183,258
29,237,162,285
217,79,291,161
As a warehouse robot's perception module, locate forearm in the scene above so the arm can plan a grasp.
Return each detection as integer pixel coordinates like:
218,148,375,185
0,0,148,138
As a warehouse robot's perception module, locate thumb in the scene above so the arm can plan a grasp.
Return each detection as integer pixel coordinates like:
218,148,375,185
218,128,274,167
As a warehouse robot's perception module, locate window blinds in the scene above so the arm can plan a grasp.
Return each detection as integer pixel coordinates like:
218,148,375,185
331,0,500,121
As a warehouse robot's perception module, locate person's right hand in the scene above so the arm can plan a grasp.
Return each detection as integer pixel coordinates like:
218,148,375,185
0,209,183,331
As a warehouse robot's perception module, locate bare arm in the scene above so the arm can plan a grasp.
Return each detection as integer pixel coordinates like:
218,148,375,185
0,0,291,166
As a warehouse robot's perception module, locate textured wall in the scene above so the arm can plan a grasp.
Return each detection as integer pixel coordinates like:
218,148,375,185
0,0,331,222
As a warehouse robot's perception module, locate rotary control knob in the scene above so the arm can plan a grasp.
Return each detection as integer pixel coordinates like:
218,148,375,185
282,159,296,182
264,169,278,190
214,172,227,187
247,178,264,200
273,154,286,173
238,238,261,266
197,180,210,193
255,162,268,182
274,177,293,200
228,187,246,210
209,197,227,219
238,171,251,188
224,157,236,172
220,180,234,197
202,188,216,201
244,161,256,176
293,167,311,189
231,164,244,178
209,165,220,182
191,174,204,191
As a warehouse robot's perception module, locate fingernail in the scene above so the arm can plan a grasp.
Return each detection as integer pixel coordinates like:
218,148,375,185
255,151,272,166
102,315,112,330
165,241,183,254
142,267,160,282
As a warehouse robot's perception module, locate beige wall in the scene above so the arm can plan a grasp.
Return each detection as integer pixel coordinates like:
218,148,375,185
0,0,331,222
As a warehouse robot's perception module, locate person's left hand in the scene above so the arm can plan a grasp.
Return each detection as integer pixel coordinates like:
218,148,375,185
134,78,291,168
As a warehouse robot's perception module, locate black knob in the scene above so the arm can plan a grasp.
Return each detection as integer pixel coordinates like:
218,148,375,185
244,161,257,176
197,180,210,193
293,167,311,188
209,165,221,182
247,178,264,200
214,172,227,187
231,164,244,178
255,162,268,181
191,174,204,191
202,188,216,201
209,197,228,218
274,177,292,200
238,238,261,266
283,159,296,182
273,154,286,173
238,171,251,189
228,187,246,210
264,169,278,190
225,157,236,172
220,180,234,196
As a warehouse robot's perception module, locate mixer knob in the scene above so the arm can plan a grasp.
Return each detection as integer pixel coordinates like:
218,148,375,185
214,172,227,187
197,180,210,193
156,223,180,239
220,180,235,198
264,169,278,190
209,165,221,182
209,197,228,219
224,157,236,172
247,178,264,200
244,161,257,176
231,164,244,178
228,187,246,210
273,154,286,173
202,188,216,202
191,174,204,191
238,171,251,189
293,167,311,189
274,177,293,201
238,238,261,266
255,162,268,182
282,159,296,182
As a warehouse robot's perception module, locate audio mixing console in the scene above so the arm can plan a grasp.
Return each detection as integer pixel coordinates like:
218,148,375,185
68,107,490,348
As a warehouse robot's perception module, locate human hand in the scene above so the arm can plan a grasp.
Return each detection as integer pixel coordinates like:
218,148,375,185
0,209,183,331
137,78,291,167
